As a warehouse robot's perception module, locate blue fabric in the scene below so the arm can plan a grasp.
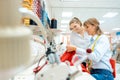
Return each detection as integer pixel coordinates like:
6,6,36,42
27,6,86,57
90,69,114,80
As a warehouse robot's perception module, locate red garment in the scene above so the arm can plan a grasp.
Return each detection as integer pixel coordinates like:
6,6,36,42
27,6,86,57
60,51,76,65
60,51,89,73
110,58,116,78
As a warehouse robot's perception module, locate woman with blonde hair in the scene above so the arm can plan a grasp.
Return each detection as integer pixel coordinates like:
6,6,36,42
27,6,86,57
61,17,90,72
66,18,114,80
69,17,90,49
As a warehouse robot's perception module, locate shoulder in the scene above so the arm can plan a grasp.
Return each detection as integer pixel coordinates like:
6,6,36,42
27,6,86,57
84,32,91,40
70,32,77,36
70,32,78,41
99,34,109,40
99,34,109,43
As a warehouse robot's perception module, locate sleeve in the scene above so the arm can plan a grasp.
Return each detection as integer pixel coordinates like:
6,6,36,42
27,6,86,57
87,35,111,63
76,35,111,63
76,47,86,55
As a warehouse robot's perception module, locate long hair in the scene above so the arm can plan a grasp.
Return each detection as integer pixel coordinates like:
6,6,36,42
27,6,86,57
83,18,103,35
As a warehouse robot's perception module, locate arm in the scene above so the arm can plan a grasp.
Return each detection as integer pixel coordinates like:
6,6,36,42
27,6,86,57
76,35,111,63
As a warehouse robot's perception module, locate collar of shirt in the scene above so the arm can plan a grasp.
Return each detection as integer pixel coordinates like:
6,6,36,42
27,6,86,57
92,34,98,41
90,34,99,44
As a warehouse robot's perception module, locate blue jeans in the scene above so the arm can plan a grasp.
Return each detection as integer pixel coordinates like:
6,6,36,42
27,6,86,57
90,69,114,80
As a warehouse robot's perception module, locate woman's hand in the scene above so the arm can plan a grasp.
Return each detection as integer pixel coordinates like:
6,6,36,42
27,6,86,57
66,45,77,52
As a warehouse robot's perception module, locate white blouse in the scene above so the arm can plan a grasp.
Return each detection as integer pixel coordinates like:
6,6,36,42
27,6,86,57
70,31,90,49
76,34,113,72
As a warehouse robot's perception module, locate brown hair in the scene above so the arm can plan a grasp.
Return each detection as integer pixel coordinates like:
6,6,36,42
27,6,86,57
83,18,103,35
69,17,82,26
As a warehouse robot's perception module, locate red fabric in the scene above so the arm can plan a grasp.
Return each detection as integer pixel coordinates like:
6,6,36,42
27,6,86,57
81,64,90,73
60,51,76,64
33,0,42,18
60,51,89,73
110,58,116,78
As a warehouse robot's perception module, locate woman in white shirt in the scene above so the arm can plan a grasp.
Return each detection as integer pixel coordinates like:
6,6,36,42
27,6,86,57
66,18,114,80
69,17,90,49
66,17,90,69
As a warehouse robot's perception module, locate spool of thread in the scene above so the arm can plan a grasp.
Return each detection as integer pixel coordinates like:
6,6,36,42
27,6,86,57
50,18,57,29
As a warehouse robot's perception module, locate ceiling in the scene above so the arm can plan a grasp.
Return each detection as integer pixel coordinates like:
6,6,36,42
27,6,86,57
47,0,120,34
